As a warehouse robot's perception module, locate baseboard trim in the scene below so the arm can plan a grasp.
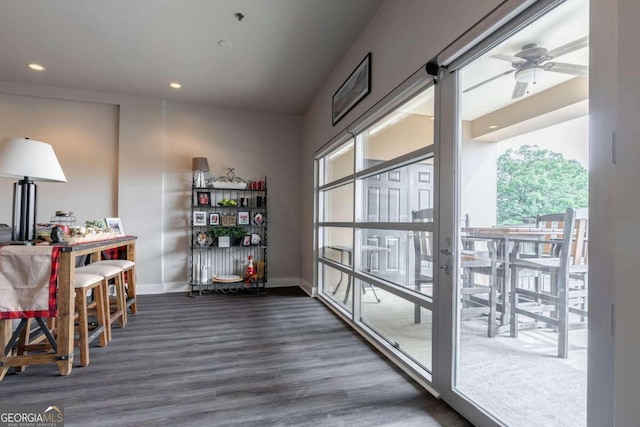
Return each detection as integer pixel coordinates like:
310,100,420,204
299,279,315,296
266,277,300,288
136,278,303,295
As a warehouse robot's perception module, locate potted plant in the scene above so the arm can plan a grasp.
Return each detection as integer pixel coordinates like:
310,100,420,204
209,227,247,246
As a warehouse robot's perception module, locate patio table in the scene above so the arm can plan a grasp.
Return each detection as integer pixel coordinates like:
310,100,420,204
461,227,562,336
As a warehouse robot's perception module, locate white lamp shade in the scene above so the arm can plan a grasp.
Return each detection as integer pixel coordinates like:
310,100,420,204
0,137,67,182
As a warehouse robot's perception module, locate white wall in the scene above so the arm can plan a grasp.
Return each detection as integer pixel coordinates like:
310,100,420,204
461,121,497,227
0,81,302,294
497,115,589,168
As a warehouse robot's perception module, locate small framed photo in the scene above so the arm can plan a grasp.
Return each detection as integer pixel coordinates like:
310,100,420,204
193,211,207,226
218,236,230,248
105,217,125,235
242,235,252,246
252,212,266,226
209,213,220,226
238,211,250,225
197,191,210,206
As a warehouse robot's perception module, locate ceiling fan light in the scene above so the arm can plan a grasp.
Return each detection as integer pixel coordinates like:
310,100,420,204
515,66,543,84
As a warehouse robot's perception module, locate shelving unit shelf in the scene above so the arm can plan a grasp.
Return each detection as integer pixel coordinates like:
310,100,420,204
189,178,267,296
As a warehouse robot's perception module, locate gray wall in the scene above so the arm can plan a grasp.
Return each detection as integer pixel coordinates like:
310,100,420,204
0,82,302,293
162,101,302,289
300,0,501,287
0,92,119,224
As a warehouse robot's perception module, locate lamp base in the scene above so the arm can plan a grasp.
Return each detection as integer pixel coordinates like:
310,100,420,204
12,178,37,243
10,241,35,246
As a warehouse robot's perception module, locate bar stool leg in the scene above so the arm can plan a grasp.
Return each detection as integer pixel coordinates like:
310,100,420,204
127,267,137,314
94,285,108,348
76,289,90,367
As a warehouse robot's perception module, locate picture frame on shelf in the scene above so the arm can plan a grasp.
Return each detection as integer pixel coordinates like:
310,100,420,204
193,211,207,226
197,191,210,206
242,235,252,246
332,52,371,126
209,213,220,226
238,211,250,225
195,231,209,247
252,212,266,226
105,217,125,235
218,236,230,248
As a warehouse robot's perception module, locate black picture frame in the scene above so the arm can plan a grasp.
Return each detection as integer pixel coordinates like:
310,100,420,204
209,213,220,226
197,191,210,206
332,52,371,126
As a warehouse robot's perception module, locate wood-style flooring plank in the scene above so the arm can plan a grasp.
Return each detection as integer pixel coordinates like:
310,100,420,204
0,288,470,427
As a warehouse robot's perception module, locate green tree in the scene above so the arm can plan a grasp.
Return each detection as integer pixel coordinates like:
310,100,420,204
497,145,588,224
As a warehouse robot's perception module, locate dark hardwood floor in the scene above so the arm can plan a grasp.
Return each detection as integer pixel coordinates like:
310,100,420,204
0,287,471,427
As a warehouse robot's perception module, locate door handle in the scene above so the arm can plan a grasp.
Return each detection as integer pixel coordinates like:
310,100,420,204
440,249,453,275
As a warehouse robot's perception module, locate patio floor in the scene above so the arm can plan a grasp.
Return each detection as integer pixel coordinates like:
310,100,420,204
330,287,587,427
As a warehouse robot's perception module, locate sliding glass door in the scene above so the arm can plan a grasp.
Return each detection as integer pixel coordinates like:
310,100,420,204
438,1,590,425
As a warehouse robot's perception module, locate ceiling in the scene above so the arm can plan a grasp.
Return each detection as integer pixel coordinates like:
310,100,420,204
461,0,589,120
0,0,383,115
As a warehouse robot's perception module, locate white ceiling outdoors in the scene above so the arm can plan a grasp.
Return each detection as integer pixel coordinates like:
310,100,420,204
461,0,589,120
0,0,383,114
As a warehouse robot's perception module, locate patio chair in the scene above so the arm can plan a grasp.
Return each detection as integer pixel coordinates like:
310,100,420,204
412,209,494,332
508,207,588,358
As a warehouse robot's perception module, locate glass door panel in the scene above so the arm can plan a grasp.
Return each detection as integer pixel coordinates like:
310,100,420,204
319,262,353,313
359,280,433,371
320,183,353,223
320,139,354,185
357,87,435,170
315,78,437,388
452,1,589,425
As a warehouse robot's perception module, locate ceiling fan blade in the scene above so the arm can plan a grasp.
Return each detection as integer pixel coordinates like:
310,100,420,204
546,36,589,59
546,62,589,76
463,69,514,93
491,53,526,63
512,81,528,99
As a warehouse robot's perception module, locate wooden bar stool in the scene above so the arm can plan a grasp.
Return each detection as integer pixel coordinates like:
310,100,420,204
74,273,109,366
14,274,109,369
75,264,127,337
89,260,137,314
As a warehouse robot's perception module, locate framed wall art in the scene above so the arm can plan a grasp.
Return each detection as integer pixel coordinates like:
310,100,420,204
332,52,371,126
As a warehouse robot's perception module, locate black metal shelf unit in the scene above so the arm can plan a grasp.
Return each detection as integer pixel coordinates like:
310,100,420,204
188,178,267,296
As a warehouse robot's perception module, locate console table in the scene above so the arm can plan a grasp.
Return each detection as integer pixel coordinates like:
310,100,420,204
0,236,136,380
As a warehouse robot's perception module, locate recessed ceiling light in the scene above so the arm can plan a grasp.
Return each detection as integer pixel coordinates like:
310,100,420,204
28,63,45,71
489,125,499,129
169,82,182,89
218,40,232,48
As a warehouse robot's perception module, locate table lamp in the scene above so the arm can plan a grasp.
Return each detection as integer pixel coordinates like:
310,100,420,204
192,157,209,188
0,137,67,244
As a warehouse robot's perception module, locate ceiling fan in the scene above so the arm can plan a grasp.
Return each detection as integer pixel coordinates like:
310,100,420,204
464,35,589,99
